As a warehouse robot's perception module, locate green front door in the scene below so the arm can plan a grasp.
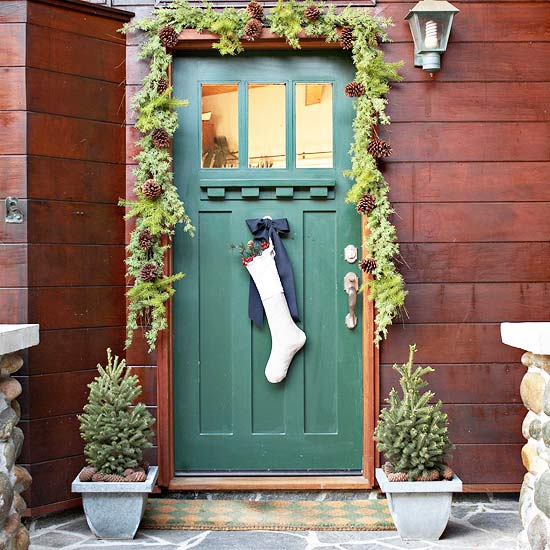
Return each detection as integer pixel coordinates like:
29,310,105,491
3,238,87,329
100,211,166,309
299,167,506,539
172,51,363,473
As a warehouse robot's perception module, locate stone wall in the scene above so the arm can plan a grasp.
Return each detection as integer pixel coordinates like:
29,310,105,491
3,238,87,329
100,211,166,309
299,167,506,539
0,352,31,550
519,352,550,549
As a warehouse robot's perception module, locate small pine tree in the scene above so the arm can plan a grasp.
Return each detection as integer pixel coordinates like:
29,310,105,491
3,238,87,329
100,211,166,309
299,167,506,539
374,345,453,481
78,349,155,475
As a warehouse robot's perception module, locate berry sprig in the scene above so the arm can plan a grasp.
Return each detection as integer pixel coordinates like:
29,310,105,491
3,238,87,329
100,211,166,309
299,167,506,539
231,240,269,267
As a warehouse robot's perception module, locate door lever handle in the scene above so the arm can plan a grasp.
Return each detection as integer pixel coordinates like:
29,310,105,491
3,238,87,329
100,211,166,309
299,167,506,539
344,272,359,329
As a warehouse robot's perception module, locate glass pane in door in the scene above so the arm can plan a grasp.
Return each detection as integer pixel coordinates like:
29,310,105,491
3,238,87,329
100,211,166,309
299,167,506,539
296,83,333,168
201,84,239,168
248,84,286,168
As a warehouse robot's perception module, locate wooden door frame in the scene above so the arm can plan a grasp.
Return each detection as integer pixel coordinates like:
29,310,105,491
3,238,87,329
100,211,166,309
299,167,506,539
156,28,379,491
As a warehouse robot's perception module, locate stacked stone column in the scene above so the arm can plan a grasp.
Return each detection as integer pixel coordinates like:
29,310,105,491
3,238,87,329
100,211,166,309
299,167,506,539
519,351,550,549
0,351,31,550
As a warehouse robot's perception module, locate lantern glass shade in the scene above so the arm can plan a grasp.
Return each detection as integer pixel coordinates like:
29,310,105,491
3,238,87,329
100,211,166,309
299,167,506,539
405,0,459,72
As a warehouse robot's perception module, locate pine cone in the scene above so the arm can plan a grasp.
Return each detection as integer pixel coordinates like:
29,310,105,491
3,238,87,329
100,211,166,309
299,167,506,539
244,18,262,41
141,178,163,200
151,128,170,149
367,137,393,159
359,258,377,274
382,462,393,475
139,263,158,282
138,229,156,250
158,25,179,48
79,466,97,482
344,81,365,98
123,468,135,477
356,193,376,215
416,469,440,482
442,465,454,480
340,26,354,50
126,471,147,482
304,4,320,21
387,471,409,482
91,473,106,482
157,78,169,94
102,474,127,482
246,1,264,20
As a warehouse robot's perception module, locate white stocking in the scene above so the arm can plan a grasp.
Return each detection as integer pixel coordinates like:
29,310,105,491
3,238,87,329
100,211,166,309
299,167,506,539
246,243,306,383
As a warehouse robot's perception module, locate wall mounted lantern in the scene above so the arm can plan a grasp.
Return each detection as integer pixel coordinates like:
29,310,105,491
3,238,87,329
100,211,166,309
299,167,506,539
405,0,459,72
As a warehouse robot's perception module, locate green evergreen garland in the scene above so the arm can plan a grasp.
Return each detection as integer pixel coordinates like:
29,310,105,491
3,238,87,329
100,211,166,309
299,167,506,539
374,345,454,480
122,0,406,350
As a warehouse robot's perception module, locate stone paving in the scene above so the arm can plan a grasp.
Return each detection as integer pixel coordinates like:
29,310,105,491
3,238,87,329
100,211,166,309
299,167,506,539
27,493,520,550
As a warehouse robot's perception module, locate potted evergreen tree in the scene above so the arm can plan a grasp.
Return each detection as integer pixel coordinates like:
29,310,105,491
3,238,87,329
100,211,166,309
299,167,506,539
374,345,462,541
72,349,157,540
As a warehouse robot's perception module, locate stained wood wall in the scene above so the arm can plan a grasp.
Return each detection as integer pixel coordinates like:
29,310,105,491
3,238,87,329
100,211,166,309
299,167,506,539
123,0,549,491
0,0,131,515
378,0,550,489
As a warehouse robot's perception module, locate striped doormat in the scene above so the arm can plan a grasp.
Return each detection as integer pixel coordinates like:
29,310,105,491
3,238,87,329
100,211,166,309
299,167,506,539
141,498,394,531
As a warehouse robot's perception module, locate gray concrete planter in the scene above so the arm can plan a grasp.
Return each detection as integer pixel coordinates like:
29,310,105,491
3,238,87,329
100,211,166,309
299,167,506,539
376,468,462,541
72,466,158,540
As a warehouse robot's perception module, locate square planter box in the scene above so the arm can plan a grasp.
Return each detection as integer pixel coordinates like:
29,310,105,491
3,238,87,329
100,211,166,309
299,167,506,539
72,466,158,540
376,468,462,541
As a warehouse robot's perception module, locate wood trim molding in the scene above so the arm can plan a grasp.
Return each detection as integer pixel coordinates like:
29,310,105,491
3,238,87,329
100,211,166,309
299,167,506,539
22,497,82,518
169,476,375,491
175,28,342,51
156,32,377,491
29,0,134,20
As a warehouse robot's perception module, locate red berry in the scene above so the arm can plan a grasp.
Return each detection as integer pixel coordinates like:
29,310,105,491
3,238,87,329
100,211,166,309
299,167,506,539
261,241,269,250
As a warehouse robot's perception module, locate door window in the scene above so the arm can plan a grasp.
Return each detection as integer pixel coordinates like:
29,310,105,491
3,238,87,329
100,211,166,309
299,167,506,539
201,81,333,170
296,83,333,168
248,84,286,168
201,84,239,168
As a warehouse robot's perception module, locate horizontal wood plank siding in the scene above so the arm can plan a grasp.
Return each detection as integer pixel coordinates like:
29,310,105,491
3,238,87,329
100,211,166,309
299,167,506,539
0,0,132,512
380,1,548,486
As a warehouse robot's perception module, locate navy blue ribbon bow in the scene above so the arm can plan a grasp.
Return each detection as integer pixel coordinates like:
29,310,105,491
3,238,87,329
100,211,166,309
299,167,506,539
246,217,300,327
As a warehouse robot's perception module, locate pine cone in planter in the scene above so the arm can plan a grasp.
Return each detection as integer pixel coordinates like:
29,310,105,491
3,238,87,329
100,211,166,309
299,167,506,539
138,229,156,250
158,25,179,48
126,471,147,482
356,193,376,215
151,128,170,149
367,137,393,159
157,78,169,94
102,474,127,482
340,26,354,50
244,18,262,41
304,5,320,21
442,465,454,480
359,258,377,274
387,471,409,482
91,473,106,482
141,178,163,200
79,466,97,482
416,469,440,482
344,81,365,98
246,1,264,20
139,262,158,282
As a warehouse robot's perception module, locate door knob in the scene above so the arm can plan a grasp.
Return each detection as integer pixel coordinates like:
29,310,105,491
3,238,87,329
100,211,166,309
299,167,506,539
344,272,359,329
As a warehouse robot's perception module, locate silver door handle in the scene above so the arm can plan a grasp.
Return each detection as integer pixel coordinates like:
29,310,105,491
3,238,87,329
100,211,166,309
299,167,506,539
344,272,359,329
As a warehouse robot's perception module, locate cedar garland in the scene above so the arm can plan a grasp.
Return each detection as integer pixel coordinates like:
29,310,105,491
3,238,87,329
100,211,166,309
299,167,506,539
121,0,406,350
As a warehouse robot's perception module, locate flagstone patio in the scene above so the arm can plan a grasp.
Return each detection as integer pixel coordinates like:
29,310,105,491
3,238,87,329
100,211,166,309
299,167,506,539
27,493,520,550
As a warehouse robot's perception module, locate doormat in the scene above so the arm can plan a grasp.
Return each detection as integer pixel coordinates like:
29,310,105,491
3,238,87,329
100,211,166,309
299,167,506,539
141,498,394,531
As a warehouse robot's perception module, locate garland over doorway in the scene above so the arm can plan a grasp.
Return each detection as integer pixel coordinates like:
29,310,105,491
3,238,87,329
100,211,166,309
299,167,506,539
122,0,406,351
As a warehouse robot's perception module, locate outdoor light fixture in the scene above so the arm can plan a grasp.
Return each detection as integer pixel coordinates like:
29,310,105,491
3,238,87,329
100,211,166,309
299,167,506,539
405,0,459,72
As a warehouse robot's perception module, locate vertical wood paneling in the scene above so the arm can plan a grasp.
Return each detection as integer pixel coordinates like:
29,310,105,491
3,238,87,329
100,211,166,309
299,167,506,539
303,212,338,434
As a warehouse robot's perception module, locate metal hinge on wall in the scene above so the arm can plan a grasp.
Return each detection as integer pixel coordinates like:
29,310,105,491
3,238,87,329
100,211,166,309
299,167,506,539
5,197,24,224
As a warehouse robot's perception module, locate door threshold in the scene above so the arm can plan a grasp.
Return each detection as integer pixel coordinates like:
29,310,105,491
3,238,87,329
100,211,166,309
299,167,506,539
168,475,373,491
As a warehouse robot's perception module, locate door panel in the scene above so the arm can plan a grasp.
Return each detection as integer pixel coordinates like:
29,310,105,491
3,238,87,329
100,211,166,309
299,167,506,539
172,51,362,473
